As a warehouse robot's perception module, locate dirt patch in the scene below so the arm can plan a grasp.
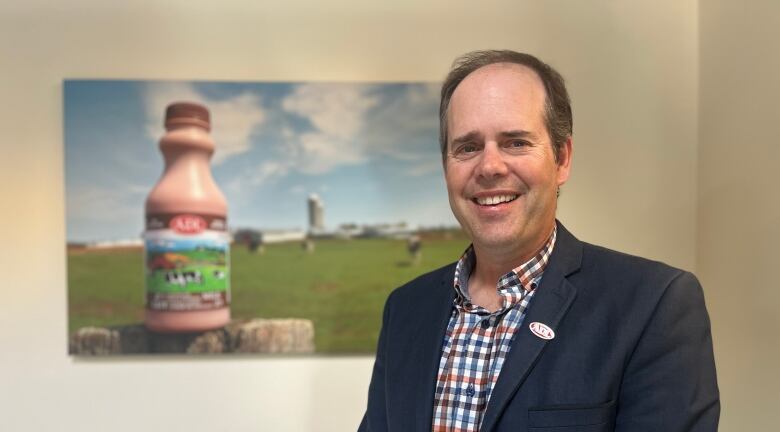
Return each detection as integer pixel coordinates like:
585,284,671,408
312,282,341,293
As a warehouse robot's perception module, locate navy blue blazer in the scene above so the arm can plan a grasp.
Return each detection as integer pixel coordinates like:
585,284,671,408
359,222,719,431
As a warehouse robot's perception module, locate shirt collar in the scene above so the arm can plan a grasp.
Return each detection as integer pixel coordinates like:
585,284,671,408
453,225,557,309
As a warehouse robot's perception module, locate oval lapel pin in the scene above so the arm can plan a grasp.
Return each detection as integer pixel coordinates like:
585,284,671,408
529,322,555,340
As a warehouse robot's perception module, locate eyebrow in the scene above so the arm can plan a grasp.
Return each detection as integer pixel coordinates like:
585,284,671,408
451,129,538,147
451,131,482,147
498,130,538,141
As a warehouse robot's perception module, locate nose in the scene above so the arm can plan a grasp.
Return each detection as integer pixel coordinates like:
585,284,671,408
476,143,509,179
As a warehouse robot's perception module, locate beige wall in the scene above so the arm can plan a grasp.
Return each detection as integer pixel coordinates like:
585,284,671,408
699,1,780,430
2,0,766,430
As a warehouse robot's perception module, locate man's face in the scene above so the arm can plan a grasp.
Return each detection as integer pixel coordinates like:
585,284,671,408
445,63,572,259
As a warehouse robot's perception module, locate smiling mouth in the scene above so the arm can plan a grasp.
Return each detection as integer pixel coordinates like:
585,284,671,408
473,194,519,206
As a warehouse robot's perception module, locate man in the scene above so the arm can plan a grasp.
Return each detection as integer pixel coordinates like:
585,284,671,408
359,50,719,432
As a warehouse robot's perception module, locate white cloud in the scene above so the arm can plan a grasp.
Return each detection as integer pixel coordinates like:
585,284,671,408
405,159,444,177
282,83,378,138
364,83,440,160
289,185,306,195
66,183,143,222
142,82,266,165
248,160,290,185
297,131,367,174
223,160,292,203
282,83,379,174
209,93,267,164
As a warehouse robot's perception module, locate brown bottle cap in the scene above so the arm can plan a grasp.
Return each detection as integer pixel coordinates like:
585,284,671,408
165,102,211,131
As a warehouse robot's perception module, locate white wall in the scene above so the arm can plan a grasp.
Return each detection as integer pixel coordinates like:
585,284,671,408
0,1,722,431
699,1,780,430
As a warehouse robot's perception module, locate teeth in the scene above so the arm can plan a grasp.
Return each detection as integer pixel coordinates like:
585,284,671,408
476,194,518,205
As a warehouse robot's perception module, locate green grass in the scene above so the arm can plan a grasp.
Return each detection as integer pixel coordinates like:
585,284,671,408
67,234,468,353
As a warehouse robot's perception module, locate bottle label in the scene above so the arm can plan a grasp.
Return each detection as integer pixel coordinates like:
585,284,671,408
144,214,230,312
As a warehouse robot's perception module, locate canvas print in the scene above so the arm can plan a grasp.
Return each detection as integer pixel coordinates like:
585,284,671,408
65,79,469,355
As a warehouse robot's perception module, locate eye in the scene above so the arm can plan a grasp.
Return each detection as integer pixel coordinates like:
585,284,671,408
451,142,480,159
504,139,531,153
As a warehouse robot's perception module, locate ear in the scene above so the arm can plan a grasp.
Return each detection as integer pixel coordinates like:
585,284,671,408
556,137,573,186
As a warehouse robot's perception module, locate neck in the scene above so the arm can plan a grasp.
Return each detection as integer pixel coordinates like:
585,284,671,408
471,221,555,286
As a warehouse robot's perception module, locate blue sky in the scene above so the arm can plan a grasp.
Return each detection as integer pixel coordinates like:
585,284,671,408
64,80,458,242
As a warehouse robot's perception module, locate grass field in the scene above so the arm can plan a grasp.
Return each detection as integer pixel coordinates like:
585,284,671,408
67,233,468,353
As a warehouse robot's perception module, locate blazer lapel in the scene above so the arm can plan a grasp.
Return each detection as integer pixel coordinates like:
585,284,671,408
479,222,583,432
413,265,457,432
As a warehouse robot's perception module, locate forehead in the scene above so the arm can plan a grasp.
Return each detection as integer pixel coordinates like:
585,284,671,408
447,63,547,137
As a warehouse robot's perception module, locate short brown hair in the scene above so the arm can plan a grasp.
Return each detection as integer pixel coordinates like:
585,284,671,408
439,50,572,163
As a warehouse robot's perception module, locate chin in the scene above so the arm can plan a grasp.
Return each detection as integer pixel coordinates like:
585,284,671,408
473,229,520,249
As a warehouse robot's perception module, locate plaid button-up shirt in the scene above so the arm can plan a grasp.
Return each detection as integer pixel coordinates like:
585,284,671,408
431,227,556,431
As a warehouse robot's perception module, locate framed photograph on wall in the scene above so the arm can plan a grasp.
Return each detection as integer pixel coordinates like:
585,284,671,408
64,79,466,355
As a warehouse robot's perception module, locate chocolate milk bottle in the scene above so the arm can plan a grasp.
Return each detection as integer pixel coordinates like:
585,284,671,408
144,102,230,332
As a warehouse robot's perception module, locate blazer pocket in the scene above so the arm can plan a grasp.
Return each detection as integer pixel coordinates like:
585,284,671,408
528,399,616,432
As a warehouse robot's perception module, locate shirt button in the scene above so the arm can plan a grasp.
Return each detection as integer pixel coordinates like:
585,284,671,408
466,384,475,397
481,319,491,329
